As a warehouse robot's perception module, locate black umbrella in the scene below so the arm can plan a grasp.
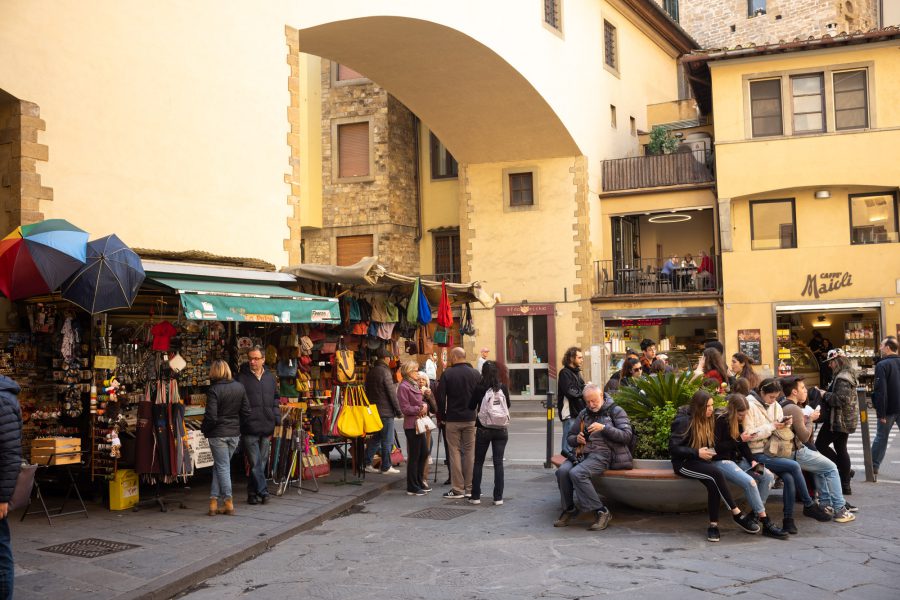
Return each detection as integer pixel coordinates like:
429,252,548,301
61,234,145,314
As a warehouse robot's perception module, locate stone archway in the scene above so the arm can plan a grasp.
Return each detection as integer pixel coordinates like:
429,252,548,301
0,89,51,232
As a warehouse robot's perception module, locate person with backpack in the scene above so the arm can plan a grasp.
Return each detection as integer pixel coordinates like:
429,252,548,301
467,361,511,506
554,385,633,532
557,347,585,455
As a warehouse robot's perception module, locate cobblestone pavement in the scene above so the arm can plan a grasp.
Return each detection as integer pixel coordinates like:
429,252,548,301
179,465,900,600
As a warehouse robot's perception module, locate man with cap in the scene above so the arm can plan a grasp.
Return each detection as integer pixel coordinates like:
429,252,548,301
477,347,490,371
365,345,403,474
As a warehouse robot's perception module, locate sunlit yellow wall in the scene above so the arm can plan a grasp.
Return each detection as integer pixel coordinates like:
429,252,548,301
712,43,900,199
298,54,323,231
418,125,460,277
0,1,292,266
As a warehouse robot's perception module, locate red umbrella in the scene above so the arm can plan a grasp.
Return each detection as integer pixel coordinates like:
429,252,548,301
0,219,88,300
436,281,453,328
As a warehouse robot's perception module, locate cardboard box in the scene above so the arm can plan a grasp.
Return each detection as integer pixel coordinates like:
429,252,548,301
109,469,139,510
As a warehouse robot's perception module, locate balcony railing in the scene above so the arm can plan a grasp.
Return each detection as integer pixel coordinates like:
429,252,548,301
601,148,714,193
593,256,722,298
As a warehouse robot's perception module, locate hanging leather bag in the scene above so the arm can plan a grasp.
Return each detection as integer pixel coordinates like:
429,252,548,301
335,338,356,384
359,386,383,434
337,387,365,438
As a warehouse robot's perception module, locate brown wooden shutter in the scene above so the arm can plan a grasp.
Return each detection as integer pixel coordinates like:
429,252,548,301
337,64,365,81
338,122,370,178
336,235,373,266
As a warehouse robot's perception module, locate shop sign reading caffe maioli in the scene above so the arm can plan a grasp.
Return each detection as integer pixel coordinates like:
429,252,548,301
801,271,853,299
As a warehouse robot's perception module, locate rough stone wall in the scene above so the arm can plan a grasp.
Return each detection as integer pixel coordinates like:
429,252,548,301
0,95,51,230
667,0,878,49
303,60,419,274
285,27,302,265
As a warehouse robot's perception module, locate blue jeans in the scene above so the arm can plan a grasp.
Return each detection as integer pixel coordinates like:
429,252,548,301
209,436,240,500
793,446,845,510
242,434,271,498
713,459,774,516
872,414,899,470
0,518,12,600
754,453,812,518
366,417,396,471
471,427,509,501
561,418,573,454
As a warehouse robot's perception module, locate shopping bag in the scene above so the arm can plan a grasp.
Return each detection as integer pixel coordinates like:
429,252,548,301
336,387,365,438
417,279,432,325
358,387,383,434
436,280,453,328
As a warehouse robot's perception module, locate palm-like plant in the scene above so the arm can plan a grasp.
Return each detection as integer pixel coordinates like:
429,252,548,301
612,370,701,420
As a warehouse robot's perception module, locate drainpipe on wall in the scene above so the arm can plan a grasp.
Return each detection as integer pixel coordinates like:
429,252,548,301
413,115,423,243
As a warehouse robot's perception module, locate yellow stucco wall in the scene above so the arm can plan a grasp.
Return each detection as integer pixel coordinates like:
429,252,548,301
298,54,323,231
711,42,900,199
0,1,293,266
418,125,460,277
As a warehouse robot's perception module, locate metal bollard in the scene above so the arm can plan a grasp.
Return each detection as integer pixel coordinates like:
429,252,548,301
857,387,875,483
544,392,555,468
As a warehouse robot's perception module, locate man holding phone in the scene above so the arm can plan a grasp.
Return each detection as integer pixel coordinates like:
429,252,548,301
781,376,856,523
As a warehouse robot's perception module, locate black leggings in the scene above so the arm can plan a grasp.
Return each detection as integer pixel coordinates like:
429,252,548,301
404,428,427,492
816,424,851,487
677,458,738,523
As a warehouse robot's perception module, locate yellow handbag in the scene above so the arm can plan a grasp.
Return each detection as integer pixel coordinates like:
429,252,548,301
335,348,356,384
337,387,365,438
358,386,383,434
296,370,311,393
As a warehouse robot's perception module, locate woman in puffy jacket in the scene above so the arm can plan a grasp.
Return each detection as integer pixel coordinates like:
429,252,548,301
670,390,759,542
815,350,858,495
202,360,250,517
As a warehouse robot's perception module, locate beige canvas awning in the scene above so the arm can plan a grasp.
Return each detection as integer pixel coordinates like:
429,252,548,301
282,257,499,308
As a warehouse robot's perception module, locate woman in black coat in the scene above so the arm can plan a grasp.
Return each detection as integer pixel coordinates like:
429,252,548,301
202,360,250,516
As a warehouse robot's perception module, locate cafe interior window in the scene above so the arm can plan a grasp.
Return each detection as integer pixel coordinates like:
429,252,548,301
750,199,796,250
849,192,899,244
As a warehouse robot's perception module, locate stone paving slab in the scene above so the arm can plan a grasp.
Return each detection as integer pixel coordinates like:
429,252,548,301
11,470,405,600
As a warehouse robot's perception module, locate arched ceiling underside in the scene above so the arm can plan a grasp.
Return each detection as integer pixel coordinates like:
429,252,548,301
296,17,581,164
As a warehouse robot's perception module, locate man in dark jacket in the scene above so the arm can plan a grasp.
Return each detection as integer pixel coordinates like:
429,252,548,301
436,347,481,499
554,385,632,532
236,346,279,505
364,346,402,474
557,347,585,455
0,375,22,600
872,336,900,477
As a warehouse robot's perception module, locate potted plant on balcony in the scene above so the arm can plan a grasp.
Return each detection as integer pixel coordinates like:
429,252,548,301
646,125,679,155
592,371,731,512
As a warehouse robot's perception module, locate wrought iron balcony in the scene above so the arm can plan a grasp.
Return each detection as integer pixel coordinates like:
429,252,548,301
601,148,714,193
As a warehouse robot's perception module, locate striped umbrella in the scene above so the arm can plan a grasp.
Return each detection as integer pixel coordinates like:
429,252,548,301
0,219,88,300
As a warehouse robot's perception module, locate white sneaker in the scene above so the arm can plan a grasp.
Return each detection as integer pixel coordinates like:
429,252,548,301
493,499,504,506
384,467,400,474
467,497,481,505
364,465,380,474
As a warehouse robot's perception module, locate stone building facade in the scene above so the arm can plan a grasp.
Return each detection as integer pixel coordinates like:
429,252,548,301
0,93,51,233
659,0,879,49
300,60,420,274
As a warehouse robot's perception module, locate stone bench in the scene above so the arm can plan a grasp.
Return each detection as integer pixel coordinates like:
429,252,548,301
549,453,678,480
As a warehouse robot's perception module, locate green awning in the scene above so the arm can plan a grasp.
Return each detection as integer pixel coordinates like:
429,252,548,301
150,277,340,324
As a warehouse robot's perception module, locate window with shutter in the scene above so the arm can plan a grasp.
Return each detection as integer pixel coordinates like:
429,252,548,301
750,79,783,137
544,0,561,31
337,122,370,179
433,232,461,283
430,133,458,180
336,234,374,266
834,70,868,130
509,172,534,207
604,21,617,71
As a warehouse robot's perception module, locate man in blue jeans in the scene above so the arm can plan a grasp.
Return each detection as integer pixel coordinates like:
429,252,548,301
871,337,900,478
0,374,22,600
237,346,280,505
781,376,856,523
364,346,403,474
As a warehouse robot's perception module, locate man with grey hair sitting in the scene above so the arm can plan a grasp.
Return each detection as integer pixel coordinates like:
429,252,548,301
555,384,633,531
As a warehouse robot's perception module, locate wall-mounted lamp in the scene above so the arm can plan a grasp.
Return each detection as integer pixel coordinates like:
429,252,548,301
812,314,832,328
814,190,831,199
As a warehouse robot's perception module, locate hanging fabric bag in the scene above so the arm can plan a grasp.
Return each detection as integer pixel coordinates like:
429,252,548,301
417,278,432,325
436,281,453,328
460,303,476,336
406,278,420,325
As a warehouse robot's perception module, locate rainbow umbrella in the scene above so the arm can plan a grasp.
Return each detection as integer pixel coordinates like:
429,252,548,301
0,219,88,300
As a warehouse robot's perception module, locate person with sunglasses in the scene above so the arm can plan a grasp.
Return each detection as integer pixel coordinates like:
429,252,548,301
744,378,832,534
711,393,786,539
604,357,642,395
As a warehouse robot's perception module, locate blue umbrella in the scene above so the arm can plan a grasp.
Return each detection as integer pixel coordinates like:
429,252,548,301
60,234,145,314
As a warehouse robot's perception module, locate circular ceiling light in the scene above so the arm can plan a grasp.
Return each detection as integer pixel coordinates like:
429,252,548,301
648,214,691,224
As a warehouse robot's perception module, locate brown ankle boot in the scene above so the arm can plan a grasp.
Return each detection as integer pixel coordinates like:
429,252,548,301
222,496,235,516
208,498,218,516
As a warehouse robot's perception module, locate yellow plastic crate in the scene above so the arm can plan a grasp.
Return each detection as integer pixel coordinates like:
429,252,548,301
109,469,139,511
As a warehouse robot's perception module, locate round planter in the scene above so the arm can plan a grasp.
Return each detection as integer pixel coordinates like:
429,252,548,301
593,458,745,513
